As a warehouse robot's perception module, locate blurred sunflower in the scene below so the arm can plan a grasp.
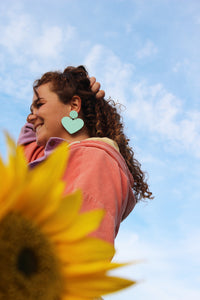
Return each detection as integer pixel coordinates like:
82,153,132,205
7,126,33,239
0,135,136,300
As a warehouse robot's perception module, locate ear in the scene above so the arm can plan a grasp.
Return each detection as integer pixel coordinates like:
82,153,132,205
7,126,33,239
69,95,82,113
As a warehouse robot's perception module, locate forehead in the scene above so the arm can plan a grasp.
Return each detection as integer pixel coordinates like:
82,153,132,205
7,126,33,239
32,83,52,100
30,83,59,113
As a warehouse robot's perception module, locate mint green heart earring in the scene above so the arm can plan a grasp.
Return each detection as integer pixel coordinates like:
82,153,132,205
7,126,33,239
61,111,84,134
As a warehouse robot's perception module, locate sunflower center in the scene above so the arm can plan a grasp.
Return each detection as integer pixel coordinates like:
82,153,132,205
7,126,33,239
0,212,63,300
17,247,38,277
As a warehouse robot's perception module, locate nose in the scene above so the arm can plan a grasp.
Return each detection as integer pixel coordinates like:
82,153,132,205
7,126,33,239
27,113,37,124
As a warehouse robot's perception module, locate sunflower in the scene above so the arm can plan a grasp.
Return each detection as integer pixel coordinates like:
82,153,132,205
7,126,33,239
0,134,136,300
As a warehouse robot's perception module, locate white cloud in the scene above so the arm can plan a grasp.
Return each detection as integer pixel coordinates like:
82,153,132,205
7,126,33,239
125,22,133,34
0,6,78,64
84,44,103,73
0,11,65,62
0,75,32,102
182,232,200,265
136,40,158,59
0,13,32,52
0,9,77,101
64,24,77,41
84,45,134,104
172,59,192,75
105,229,200,300
31,25,76,60
32,26,63,58
84,45,200,158
128,81,200,157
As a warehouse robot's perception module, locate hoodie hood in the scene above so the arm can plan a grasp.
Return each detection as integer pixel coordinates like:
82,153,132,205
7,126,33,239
69,137,136,222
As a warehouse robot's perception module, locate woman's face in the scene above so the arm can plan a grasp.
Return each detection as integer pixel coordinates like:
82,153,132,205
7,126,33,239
29,83,71,146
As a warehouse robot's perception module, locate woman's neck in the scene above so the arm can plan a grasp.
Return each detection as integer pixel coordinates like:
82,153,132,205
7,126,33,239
61,128,90,144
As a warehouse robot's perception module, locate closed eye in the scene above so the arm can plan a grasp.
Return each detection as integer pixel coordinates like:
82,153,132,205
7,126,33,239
35,102,44,108
31,98,45,110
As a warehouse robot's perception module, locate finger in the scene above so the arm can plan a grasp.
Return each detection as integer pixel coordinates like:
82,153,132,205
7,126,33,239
89,76,96,87
96,90,105,99
27,113,36,123
89,76,105,98
27,113,32,123
91,82,101,93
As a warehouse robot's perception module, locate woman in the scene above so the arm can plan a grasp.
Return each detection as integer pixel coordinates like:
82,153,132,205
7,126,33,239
18,65,153,244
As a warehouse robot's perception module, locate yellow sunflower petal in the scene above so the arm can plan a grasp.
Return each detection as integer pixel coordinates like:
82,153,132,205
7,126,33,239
0,135,27,210
63,261,129,276
13,181,62,221
13,142,69,219
51,210,105,242
57,238,115,263
0,156,4,177
0,183,26,219
5,133,27,182
31,181,65,225
66,276,136,297
62,296,89,300
40,190,82,234
0,195,16,219
29,141,69,187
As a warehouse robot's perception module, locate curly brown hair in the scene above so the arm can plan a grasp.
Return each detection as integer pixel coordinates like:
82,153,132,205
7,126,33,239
33,65,153,202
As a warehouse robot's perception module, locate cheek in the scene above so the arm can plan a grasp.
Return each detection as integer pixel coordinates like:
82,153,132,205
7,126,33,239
49,117,64,131
56,110,68,124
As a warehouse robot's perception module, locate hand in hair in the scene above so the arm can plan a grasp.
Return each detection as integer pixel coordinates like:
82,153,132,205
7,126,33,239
90,77,105,99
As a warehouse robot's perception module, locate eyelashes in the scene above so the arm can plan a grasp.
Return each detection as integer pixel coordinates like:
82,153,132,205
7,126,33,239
30,100,44,113
35,102,44,109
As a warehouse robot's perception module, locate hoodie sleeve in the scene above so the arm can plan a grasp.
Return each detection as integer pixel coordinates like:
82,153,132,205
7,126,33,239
17,123,44,162
62,143,135,244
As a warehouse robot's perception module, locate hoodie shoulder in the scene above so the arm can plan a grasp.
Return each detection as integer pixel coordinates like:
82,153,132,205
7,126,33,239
70,138,133,183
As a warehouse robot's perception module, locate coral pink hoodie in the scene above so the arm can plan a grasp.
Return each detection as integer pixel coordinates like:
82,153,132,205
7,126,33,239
18,123,136,244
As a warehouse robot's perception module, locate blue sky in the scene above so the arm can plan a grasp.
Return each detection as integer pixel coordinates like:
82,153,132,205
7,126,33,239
0,0,200,299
